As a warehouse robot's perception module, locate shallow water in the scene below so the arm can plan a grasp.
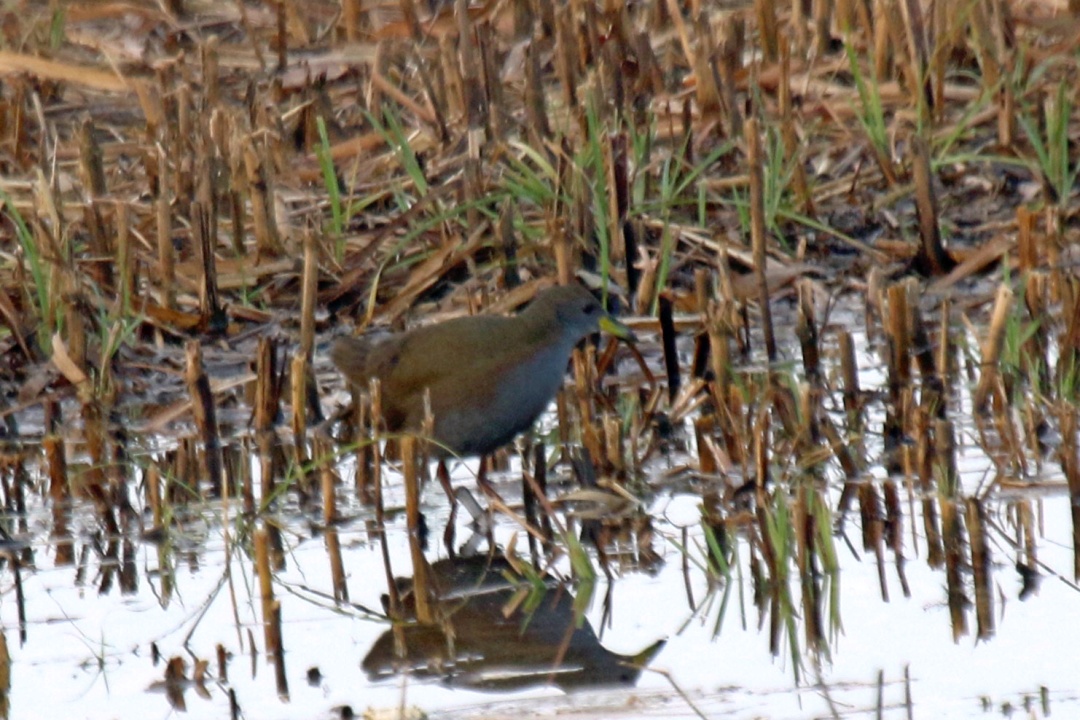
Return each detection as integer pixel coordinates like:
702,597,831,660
1,308,1078,720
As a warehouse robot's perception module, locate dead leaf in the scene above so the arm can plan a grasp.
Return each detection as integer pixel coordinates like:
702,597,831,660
50,333,89,387
0,50,128,92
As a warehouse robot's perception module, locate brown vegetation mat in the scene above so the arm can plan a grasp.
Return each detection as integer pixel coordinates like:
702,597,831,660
0,0,1077,415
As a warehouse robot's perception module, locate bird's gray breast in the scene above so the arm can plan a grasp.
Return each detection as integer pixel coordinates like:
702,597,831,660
439,342,574,455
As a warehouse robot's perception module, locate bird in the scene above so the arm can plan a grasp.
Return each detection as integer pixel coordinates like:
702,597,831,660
330,283,635,458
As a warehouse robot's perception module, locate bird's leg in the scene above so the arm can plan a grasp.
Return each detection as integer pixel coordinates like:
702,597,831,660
475,459,507,556
476,457,493,496
437,460,457,557
475,457,507,507
436,459,455,503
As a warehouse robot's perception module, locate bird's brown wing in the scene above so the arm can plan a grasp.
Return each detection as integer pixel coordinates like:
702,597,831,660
373,316,517,424
374,316,507,384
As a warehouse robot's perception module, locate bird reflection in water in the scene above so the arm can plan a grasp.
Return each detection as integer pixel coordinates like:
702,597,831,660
363,553,665,691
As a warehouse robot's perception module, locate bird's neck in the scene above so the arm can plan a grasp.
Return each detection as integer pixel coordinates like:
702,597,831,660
516,305,568,351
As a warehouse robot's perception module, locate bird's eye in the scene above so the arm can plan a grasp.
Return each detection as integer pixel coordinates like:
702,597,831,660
583,302,599,314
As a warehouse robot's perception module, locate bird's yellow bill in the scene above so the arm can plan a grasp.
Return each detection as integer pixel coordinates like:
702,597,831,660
600,315,637,343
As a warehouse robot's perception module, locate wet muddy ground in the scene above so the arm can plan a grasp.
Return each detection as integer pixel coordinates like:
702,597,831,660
4,1,1080,718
